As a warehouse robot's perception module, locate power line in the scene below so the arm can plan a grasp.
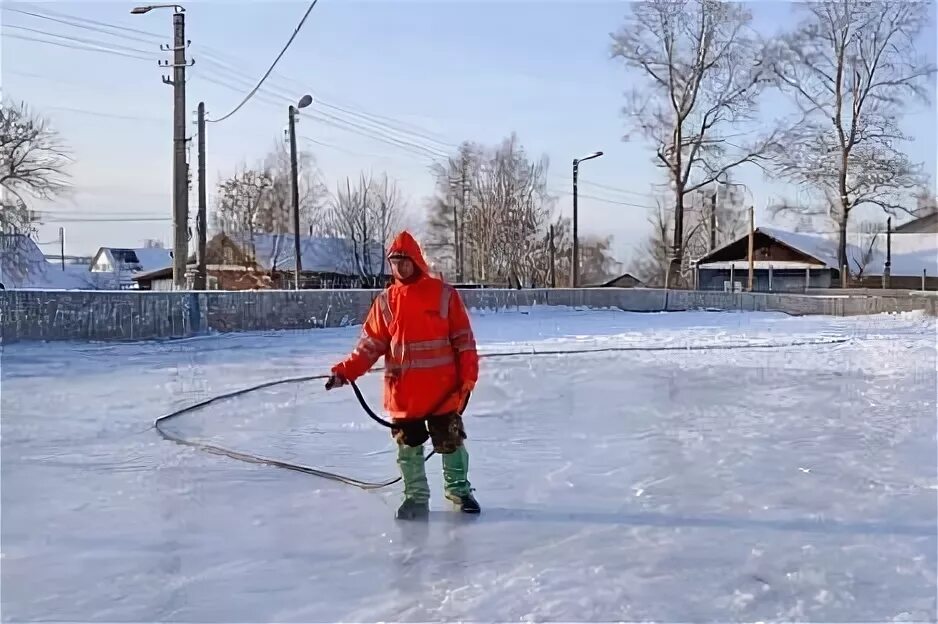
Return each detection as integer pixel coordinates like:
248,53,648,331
198,51,458,148
2,24,159,58
198,70,448,163
2,7,162,45
42,105,167,124
4,3,163,40
36,217,171,223
8,5,462,157
207,0,321,124
4,33,155,61
551,188,654,210
557,176,657,199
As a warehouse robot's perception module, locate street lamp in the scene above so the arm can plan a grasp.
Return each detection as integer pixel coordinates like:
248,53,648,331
131,4,185,13
133,2,189,290
572,150,603,288
289,94,313,290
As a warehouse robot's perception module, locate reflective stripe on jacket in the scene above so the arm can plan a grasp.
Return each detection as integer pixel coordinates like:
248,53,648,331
332,231,479,420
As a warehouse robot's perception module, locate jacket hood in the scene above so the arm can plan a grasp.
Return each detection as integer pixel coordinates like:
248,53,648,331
387,231,430,274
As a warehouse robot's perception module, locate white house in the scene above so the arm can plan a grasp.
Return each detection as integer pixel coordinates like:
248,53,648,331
89,246,173,289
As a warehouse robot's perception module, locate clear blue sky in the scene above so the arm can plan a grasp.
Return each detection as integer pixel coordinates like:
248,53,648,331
4,0,936,264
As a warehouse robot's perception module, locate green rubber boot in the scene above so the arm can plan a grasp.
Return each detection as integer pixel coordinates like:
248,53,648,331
396,444,430,520
442,446,480,513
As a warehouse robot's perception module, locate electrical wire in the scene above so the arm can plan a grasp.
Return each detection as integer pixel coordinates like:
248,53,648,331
2,24,160,57
7,4,678,202
197,70,447,163
36,217,171,223
206,0,320,124
3,33,155,61
2,7,163,44
5,3,164,40
8,4,462,155
41,105,167,124
194,57,451,158
550,188,655,210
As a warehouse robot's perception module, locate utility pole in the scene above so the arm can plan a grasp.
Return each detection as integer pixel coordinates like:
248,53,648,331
572,159,578,288
288,95,312,291
59,227,65,270
168,9,189,289
883,216,892,289
549,224,555,288
747,205,755,291
709,192,717,252
459,161,468,282
449,178,458,279
289,105,301,290
194,101,207,290
571,151,603,288
134,4,193,290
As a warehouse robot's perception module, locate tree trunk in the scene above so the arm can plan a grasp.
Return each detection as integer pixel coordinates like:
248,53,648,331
667,186,686,288
838,205,849,279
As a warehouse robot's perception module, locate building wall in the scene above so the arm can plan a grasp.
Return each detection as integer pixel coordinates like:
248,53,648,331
698,268,834,292
3,287,936,343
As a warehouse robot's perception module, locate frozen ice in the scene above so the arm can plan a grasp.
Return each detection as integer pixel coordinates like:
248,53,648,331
2,307,935,622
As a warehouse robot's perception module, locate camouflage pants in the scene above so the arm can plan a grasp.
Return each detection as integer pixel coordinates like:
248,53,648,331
391,413,467,454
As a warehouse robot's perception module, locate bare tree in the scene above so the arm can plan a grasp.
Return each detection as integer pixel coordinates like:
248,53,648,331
769,0,935,270
423,134,622,287
425,142,483,279
367,173,405,278
632,182,747,286
475,134,554,286
1,101,71,234
610,0,778,286
528,216,620,288
258,141,328,236
912,186,937,217
212,166,272,264
328,171,406,283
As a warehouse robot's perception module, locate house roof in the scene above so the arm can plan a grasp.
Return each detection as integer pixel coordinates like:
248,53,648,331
894,212,938,233
0,234,95,290
694,227,840,269
229,233,389,275
92,246,173,273
695,226,937,277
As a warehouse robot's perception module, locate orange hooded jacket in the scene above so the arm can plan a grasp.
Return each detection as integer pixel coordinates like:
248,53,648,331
332,231,479,420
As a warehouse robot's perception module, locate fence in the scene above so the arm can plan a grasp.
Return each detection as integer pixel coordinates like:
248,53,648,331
1,288,935,344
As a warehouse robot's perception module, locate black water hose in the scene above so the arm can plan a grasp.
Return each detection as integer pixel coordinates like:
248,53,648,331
152,336,850,489
154,374,467,489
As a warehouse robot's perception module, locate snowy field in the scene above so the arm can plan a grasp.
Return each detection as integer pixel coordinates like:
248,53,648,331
2,307,936,622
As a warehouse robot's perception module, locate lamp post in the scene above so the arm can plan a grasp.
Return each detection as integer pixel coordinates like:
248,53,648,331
132,3,189,289
572,150,603,288
289,94,313,290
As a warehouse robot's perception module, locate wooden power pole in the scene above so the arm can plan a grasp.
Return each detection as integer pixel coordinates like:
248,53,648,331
747,205,755,291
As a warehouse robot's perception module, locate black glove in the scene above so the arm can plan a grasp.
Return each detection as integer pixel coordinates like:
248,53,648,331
325,373,347,390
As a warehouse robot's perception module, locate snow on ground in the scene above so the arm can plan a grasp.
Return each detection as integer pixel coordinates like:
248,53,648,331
2,307,936,622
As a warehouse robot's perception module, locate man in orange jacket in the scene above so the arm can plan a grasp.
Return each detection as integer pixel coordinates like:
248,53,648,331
326,231,480,519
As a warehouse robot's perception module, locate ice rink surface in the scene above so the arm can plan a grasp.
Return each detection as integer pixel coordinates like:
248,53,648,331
2,307,936,622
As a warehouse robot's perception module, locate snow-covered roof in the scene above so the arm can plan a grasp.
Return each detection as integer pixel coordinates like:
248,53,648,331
756,227,841,269
0,235,95,290
234,233,389,275
97,247,173,273
696,226,937,277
